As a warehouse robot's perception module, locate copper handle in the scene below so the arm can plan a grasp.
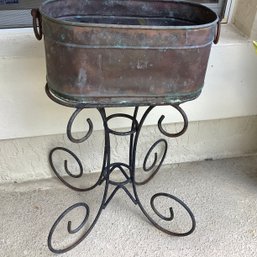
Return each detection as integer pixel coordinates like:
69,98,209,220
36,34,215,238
213,20,221,44
31,9,43,40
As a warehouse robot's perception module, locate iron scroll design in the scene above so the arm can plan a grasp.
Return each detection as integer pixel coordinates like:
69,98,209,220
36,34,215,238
47,103,195,254
66,108,93,143
131,105,195,236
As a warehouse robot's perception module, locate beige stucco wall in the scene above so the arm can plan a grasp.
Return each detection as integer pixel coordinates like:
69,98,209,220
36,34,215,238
1,115,257,184
233,0,257,38
252,11,257,38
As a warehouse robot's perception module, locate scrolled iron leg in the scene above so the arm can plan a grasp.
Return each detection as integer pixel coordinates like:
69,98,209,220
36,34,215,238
47,103,196,254
48,107,106,192
132,104,196,237
49,146,104,192
47,180,109,254
135,138,168,185
132,187,196,236
47,107,110,253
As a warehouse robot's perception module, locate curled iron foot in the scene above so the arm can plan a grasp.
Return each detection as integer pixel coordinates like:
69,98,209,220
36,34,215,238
48,203,89,253
135,191,196,237
48,200,106,254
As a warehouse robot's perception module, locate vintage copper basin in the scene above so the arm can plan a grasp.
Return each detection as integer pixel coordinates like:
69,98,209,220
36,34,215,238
32,0,220,107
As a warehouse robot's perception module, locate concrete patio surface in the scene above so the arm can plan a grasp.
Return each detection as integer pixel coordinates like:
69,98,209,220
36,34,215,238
1,156,257,257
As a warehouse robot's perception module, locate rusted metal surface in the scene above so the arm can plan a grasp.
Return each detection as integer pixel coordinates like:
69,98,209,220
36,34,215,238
34,0,219,107
31,8,43,40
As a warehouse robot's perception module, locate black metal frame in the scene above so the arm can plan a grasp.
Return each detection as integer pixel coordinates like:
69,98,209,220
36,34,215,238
46,86,196,254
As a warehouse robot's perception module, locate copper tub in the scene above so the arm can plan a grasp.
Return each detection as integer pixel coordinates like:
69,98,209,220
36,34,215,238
32,0,220,107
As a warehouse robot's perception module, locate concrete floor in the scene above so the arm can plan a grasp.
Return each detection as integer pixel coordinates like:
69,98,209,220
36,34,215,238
1,156,257,257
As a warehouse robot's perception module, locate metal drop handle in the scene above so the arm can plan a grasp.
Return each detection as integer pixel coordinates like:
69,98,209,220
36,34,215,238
31,9,43,40
213,20,221,44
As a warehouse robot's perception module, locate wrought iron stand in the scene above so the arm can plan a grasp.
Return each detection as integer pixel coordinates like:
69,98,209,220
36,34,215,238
46,85,196,254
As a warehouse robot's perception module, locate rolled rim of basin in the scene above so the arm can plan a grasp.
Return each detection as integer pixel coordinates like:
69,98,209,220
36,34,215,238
39,0,219,30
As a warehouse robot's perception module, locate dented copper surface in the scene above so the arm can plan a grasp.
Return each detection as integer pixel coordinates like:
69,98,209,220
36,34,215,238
37,0,219,106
